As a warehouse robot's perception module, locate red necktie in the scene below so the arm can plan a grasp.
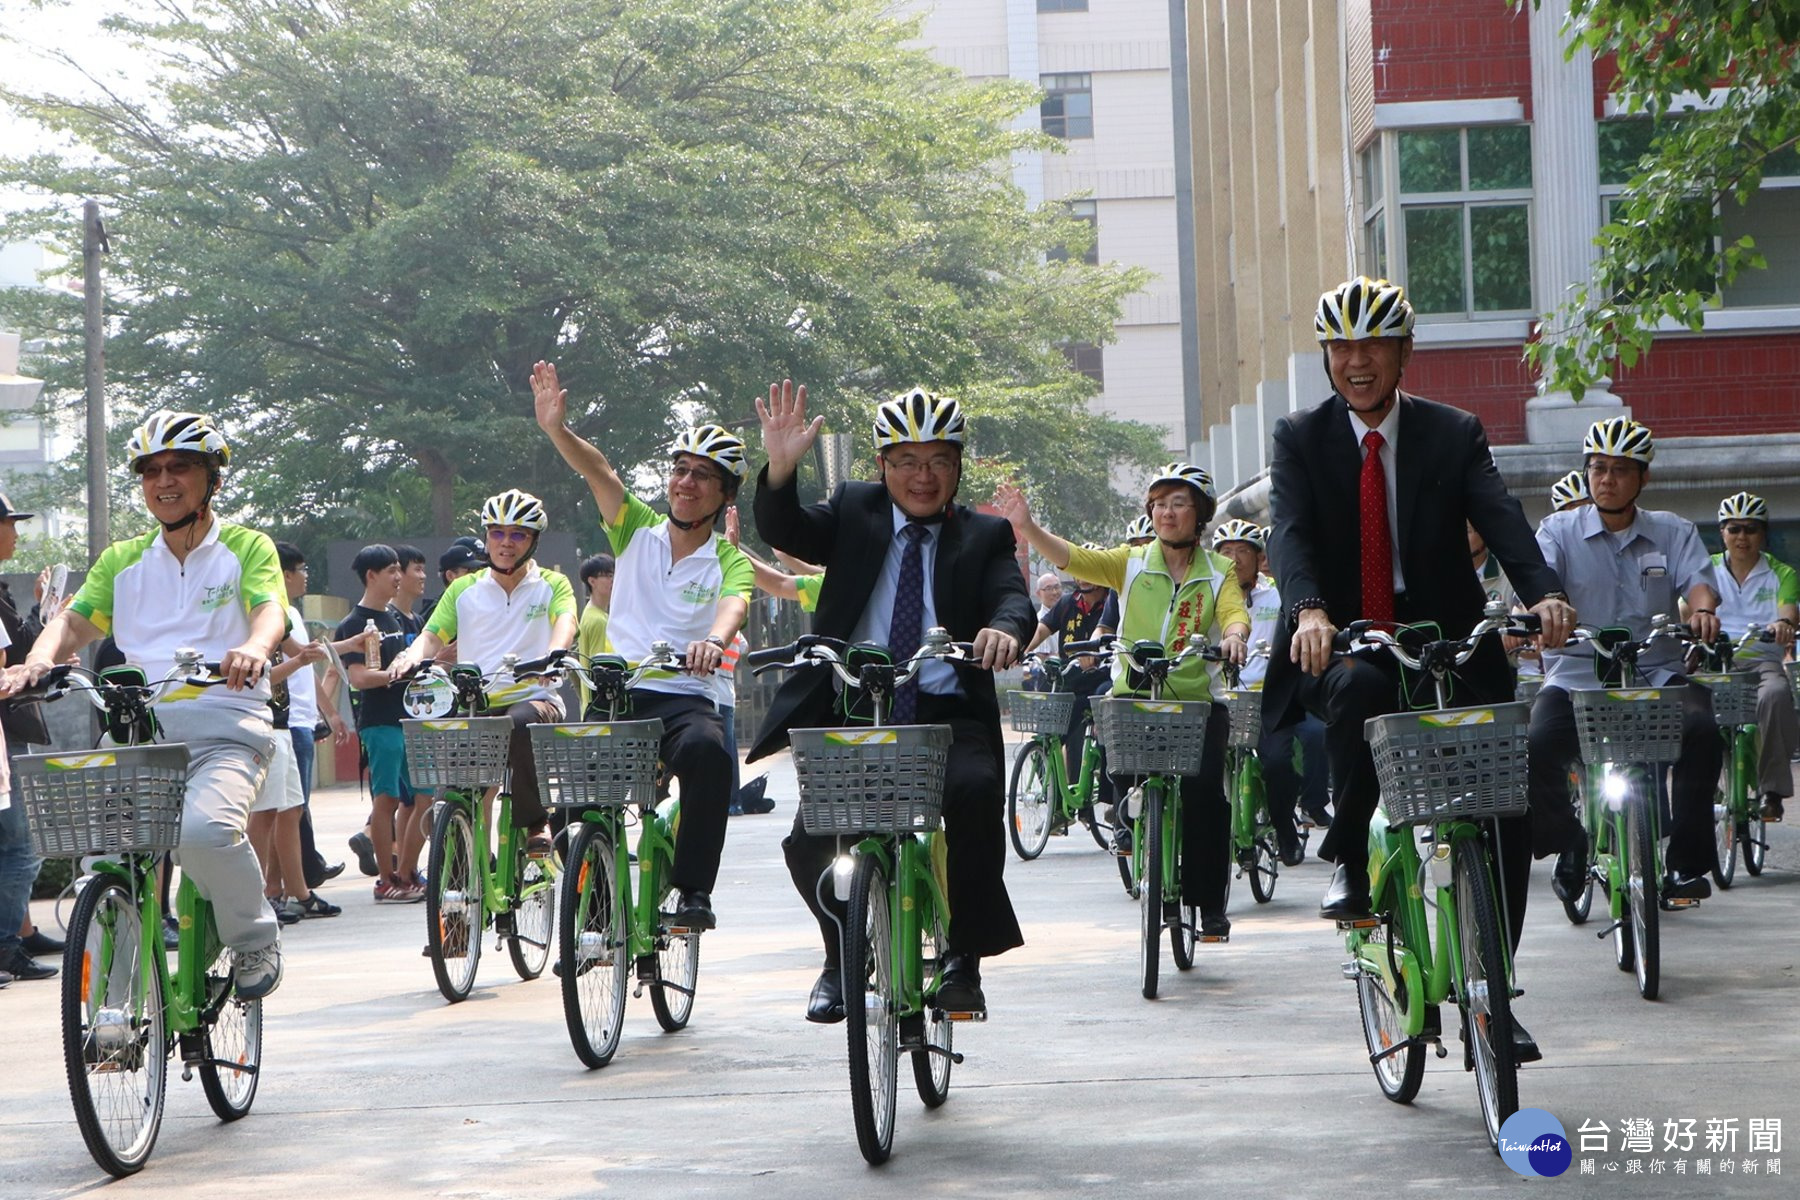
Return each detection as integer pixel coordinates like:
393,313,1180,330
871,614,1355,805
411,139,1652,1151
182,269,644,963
1360,429,1394,622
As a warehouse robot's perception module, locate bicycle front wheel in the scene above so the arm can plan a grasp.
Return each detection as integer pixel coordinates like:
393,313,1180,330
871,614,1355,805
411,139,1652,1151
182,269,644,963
1007,740,1054,861
1626,797,1659,1000
1561,774,1595,925
1355,924,1423,1104
199,946,262,1120
425,801,484,1003
1139,785,1163,999
559,822,629,1068
508,841,554,980
650,886,701,1032
911,895,953,1108
844,853,898,1165
1248,799,1279,904
63,873,167,1177
1453,838,1518,1151
1712,762,1738,890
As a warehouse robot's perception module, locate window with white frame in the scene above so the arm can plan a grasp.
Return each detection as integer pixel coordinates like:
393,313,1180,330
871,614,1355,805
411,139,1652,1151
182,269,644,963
1047,199,1099,265
1041,74,1093,140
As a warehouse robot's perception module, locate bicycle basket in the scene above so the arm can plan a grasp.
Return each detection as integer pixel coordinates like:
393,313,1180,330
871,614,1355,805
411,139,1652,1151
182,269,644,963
1365,703,1530,827
401,716,514,791
790,724,951,836
1690,671,1757,728
1090,697,1210,776
529,720,664,808
1219,688,1263,749
15,744,190,857
1007,689,1077,735
1569,687,1686,765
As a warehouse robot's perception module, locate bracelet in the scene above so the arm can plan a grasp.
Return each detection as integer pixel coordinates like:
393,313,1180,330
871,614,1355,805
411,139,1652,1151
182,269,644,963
1777,618,1796,627
1288,598,1327,626
1223,631,1247,642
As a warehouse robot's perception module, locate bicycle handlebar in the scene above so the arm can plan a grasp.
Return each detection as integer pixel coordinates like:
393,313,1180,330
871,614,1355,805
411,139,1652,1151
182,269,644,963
746,628,976,694
1336,610,1541,674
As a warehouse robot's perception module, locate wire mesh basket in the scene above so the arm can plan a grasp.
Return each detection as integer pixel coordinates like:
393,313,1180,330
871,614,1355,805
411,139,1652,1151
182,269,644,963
1090,697,1211,776
1690,671,1758,728
15,744,191,857
1514,675,1544,705
529,720,664,809
1365,703,1530,827
1570,687,1686,765
401,717,515,792
790,724,952,836
1219,688,1263,749
1008,689,1077,735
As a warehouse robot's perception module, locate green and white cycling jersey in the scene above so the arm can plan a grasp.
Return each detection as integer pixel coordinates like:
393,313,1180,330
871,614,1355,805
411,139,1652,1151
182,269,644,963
1240,573,1281,687
68,521,285,717
1709,551,1800,664
604,492,753,708
423,563,577,706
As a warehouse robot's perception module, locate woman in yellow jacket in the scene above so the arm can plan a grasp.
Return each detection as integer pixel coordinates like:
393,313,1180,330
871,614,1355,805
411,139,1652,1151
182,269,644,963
995,464,1250,938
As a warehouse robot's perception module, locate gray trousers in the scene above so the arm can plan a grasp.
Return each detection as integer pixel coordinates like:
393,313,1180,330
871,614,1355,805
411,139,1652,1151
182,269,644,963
1748,659,1799,798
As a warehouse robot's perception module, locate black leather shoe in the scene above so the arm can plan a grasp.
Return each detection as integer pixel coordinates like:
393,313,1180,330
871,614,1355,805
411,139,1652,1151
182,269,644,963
1662,872,1712,902
1511,1018,1543,1064
0,947,57,981
806,966,845,1024
1551,849,1587,903
1200,910,1231,940
1110,823,1133,857
1278,840,1305,868
318,861,346,883
671,890,716,931
930,953,986,1015
0,968,12,988
1319,863,1371,920
1761,795,1785,823
1303,807,1332,829
21,928,64,956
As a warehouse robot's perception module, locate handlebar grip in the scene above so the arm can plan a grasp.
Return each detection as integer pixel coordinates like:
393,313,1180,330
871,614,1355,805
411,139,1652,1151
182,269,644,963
1509,613,1543,635
744,644,798,669
1062,637,1114,655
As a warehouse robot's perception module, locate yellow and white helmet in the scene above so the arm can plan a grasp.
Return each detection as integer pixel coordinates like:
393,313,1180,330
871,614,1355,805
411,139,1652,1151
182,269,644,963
1549,469,1590,512
480,488,549,531
1718,491,1769,525
872,388,966,450
670,424,748,483
1125,514,1154,542
1315,276,1415,342
1146,462,1216,503
126,411,231,471
1582,416,1654,465
1211,519,1264,551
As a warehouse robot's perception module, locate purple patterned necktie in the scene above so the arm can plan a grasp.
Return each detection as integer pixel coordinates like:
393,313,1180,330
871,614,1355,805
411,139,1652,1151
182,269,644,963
887,523,927,723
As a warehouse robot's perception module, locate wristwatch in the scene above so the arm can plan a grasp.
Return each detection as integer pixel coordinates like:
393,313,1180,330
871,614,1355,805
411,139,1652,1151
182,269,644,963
1540,590,1569,603
704,634,727,649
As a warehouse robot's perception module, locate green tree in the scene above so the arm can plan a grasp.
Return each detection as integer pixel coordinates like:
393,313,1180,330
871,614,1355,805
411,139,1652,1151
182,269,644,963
1524,0,1800,394
0,0,1158,551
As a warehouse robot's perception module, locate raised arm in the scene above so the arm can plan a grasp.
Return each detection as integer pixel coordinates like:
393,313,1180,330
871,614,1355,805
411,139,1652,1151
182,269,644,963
533,360,627,525
991,482,1073,568
756,379,823,490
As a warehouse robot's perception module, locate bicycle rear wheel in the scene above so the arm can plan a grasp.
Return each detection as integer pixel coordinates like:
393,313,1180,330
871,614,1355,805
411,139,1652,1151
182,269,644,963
1355,923,1424,1104
1248,800,1279,904
199,945,262,1120
1006,740,1054,861
911,897,953,1108
507,842,554,980
425,800,484,1003
1454,838,1518,1151
1139,785,1163,999
650,886,701,1032
560,822,629,1068
1561,775,1595,925
1742,808,1767,875
63,873,167,1177
845,853,898,1165
1626,797,1659,1000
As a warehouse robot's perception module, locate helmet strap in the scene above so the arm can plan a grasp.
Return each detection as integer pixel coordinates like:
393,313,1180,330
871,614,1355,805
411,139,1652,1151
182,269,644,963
487,532,538,576
668,504,725,533
156,468,219,534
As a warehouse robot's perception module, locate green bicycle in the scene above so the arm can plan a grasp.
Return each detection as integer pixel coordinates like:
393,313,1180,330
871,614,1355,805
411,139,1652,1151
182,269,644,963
749,629,976,1166
1337,608,1534,1151
17,656,264,1177
534,642,702,1068
1693,629,1774,887
401,657,560,1003
1005,652,1113,861
1218,643,1282,904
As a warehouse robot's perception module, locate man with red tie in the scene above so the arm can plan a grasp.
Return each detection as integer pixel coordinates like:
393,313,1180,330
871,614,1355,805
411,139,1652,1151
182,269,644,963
1263,278,1573,991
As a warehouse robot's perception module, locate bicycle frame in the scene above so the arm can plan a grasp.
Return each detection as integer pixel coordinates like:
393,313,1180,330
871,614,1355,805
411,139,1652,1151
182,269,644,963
86,858,226,1047
1584,762,1666,923
435,786,523,916
574,793,684,966
841,830,951,1025
1029,723,1102,824
1226,746,1265,854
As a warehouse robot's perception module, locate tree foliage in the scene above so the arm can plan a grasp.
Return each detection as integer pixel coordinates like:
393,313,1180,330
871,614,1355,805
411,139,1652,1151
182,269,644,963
0,0,1159,561
1524,0,1800,395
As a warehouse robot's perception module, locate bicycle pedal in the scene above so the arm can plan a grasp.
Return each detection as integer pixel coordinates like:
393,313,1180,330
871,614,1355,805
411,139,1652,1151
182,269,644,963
1335,916,1381,931
940,1009,987,1023
1200,933,1229,944
1662,896,1700,910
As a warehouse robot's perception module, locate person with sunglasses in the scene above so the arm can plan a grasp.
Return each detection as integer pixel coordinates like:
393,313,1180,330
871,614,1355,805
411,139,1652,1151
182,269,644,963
523,362,752,933
1706,492,1799,822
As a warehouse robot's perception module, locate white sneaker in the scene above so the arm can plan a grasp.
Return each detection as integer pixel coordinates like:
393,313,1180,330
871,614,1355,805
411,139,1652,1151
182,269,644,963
234,941,283,1000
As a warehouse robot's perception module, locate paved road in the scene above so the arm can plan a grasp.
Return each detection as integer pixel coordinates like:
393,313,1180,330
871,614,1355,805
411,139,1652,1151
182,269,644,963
4,747,1798,1197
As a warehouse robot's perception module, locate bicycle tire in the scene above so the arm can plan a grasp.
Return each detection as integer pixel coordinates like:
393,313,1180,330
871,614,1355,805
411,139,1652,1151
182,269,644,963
1355,924,1424,1104
1712,750,1740,889
1453,838,1519,1152
425,801,484,1003
1626,797,1659,1001
1140,784,1163,999
844,853,898,1165
507,842,554,980
1248,800,1279,904
1742,809,1767,876
650,886,701,1032
559,822,629,1068
63,873,167,1177
1006,740,1054,861
911,895,953,1108
198,946,262,1120
1560,775,1595,925
1078,729,1110,851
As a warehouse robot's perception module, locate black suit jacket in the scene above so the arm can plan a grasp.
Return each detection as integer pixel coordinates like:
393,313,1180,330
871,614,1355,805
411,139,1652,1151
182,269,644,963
1263,391,1562,731
746,469,1035,764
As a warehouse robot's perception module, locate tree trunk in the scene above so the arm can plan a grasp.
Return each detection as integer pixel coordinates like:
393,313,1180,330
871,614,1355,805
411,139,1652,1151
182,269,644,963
415,445,458,536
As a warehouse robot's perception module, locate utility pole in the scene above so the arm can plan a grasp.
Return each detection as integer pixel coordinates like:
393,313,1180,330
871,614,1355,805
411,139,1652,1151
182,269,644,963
84,200,109,559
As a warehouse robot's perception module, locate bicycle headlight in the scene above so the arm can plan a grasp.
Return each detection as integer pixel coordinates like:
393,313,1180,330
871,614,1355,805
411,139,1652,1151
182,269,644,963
1602,769,1629,809
832,854,856,903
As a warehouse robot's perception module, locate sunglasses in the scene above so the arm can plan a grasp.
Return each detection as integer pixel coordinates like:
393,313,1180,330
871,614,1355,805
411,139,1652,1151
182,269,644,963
1722,523,1763,537
488,529,533,544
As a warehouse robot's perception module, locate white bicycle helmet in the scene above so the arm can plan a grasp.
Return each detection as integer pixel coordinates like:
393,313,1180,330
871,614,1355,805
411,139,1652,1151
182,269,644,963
1549,469,1590,512
872,388,966,450
1211,519,1265,551
670,424,748,484
126,411,231,470
480,488,549,531
1145,462,1216,504
1582,416,1654,465
1315,276,1415,342
1718,491,1769,525
1125,514,1154,542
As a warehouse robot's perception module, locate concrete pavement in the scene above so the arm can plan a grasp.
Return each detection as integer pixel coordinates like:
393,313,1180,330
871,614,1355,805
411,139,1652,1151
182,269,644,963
3,746,1798,1198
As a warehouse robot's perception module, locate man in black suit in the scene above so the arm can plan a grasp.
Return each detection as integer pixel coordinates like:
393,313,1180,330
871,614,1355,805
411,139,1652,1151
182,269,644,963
1265,277,1574,988
749,382,1033,1022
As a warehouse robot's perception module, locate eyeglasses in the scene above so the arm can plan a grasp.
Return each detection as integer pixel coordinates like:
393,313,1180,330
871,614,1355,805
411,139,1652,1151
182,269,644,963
670,464,724,485
1723,523,1763,537
488,528,533,544
884,455,959,476
1148,496,1197,514
1586,461,1642,480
